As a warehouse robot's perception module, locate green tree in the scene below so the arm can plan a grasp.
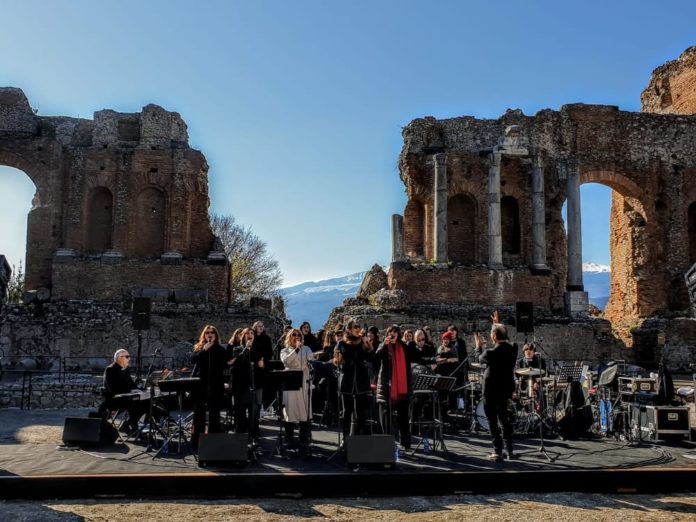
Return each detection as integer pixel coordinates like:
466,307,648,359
211,213,283,301
6,261,25,304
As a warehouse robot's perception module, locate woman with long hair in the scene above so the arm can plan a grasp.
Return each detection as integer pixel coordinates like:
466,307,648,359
190,324,229,449
375,324,436,450
230,326,268,442
280,328,314,454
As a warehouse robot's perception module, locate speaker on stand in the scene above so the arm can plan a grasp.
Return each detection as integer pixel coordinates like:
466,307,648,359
515,301,534,337
131,296,151,378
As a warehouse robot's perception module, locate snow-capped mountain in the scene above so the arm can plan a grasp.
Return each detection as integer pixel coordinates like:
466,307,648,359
583,262,610,273
281,265,611,328
280,272,366,329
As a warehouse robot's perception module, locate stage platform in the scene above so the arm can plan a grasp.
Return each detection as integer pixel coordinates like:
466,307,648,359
1,408,695,500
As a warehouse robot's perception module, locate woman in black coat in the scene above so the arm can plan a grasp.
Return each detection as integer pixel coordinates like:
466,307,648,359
190,324,229,449
333,319,374,438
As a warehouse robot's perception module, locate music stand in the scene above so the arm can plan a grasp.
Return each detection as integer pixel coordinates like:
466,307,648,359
558,365,583,384
155,377,201,458
410,374,456,455
266,369,303,456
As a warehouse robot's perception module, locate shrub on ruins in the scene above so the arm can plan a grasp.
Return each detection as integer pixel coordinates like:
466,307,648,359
211,213,283,301
6,262,25,304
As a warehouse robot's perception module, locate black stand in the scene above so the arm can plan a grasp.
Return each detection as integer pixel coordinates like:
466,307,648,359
529,355,558,462
410,374,456,456
267,369,303,457
136,330,144,380
155,377,200,459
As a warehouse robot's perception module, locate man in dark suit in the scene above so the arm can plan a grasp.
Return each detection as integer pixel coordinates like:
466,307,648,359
478,319,518,461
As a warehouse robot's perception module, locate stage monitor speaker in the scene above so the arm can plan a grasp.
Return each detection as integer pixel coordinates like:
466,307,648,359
131,296,151,330
515,301,534,333
198,433,248,467
62,417,111,445
345,434,396,468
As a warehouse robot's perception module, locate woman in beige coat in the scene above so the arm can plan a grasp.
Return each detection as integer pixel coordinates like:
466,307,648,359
280,328,314,453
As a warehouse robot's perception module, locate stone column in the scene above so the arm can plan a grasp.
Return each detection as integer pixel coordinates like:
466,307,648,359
531,155,549,272
566,166,583,290
565,164,588,317
433,153,448,265
391,214,405,263
488,152,503,268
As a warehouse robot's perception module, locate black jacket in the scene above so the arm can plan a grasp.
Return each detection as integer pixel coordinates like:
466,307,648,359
334,337,374,395
191,343,230,399
479,340,518,399
230,338,274,394
374,340,435,403
103,362,137,400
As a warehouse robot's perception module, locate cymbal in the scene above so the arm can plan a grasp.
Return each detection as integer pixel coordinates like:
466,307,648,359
515,368,545,377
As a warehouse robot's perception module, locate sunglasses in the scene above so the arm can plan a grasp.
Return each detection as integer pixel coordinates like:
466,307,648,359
120,355,130,359
205,331,216,335
524,348,534,351
291,333,302,338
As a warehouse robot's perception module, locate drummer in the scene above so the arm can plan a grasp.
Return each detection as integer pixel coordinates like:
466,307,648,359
515,343,546,396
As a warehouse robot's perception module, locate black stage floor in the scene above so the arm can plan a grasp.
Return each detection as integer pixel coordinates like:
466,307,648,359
1,408,695,499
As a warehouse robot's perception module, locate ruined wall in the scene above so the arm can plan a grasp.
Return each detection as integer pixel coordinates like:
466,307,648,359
396,104,696,330
641,46,696,115
0,87,224,302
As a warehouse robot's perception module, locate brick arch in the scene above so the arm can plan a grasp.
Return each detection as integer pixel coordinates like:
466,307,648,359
0,150,45,203
134,186,167,258
86,186,113,254
447,193,477,264
580,170,643,200
404,198,425,258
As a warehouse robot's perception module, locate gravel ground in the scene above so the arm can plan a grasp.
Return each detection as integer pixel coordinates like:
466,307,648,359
2,493,696,521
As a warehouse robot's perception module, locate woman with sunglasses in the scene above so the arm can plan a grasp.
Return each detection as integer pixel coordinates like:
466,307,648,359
280,328,314,453
190,324,229,449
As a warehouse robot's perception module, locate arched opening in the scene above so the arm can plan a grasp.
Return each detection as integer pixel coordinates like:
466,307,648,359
404,199,425,258
501,196,520,257
561,183,612,310
447,193,476,264
688,202,696,264
0,165,37,288
135,187,166,257
86,187,113,254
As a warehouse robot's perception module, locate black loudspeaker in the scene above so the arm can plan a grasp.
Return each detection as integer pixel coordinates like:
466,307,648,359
345,435,396,468
62,417,117,445
131,296,151,330
198,433,248,467
515,301,534,333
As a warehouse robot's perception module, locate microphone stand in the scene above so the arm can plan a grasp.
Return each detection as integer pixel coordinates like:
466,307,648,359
304,347,314,458
247,344,260,462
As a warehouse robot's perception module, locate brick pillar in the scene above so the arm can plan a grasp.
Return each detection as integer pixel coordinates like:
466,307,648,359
565,164,588,317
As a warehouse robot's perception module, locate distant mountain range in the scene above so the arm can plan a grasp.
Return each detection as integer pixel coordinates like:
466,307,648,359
280,263,611,328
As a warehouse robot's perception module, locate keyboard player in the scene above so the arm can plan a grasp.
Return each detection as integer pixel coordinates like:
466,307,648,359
98,348,146,432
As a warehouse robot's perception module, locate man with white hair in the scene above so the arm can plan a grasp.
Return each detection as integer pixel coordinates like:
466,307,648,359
99,348,143,432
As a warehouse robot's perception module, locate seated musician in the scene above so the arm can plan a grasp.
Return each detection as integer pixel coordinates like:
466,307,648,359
516,343,546,396
98,349,145,433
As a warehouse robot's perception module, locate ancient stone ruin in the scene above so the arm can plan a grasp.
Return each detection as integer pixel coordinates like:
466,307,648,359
335,47,696,370
0,88,284,392
0,87,227,303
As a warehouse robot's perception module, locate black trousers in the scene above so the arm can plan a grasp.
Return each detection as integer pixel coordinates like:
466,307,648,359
341,392,371,437
483,395,514,454
192,399,222,446
233,389,263,438
379,399,411,448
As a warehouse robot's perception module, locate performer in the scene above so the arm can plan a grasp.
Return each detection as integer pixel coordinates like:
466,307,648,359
98,348,144,432
190,324,229,449
374,325,436,450
280,328,314,454
231,326,270,442
516,342,546,397
333,318,374,439
478,312,518,461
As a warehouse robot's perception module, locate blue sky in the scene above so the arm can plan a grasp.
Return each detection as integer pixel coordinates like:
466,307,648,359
0,1,694,285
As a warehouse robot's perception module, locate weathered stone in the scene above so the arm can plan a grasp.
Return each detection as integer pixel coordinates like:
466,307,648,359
356,264,388,300
641,46,696,114
370,289,408,311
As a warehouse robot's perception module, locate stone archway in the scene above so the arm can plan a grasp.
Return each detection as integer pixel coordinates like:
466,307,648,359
579,170,652,342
